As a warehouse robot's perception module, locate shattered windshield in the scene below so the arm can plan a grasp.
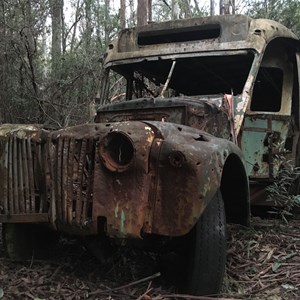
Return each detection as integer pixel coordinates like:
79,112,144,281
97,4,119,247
106,51,255,102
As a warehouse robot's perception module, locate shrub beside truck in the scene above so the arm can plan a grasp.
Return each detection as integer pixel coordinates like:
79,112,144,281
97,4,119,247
1,15,300,296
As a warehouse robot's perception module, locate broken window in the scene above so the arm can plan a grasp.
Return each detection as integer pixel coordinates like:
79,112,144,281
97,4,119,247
250,67,283,112
110,51,254,99
249,38,294,114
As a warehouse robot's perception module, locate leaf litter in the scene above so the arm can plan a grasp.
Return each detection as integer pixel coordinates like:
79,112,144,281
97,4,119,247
0,217,299,300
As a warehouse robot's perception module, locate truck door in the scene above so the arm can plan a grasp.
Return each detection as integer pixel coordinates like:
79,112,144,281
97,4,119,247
240,38,300,180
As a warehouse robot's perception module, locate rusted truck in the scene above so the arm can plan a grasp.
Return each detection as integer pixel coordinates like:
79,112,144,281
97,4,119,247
1,14,300,296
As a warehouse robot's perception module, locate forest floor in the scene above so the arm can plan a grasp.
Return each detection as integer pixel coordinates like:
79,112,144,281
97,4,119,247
0,216,299,300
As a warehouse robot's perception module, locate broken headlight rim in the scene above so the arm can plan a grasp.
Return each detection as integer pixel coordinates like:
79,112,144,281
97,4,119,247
99,131,135,172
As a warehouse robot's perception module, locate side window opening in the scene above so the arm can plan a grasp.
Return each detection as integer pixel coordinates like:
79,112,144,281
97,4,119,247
250,67,283,112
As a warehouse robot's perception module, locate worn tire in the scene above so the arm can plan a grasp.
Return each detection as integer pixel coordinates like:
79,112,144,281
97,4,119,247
184,190,227,295
162,190,227,296
2,223,58,261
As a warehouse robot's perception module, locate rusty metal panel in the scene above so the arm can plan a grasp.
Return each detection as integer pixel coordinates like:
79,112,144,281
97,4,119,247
97,97,232,141
142,121,227,236
114,15,249,55
92,121,156,238
86,121,242,237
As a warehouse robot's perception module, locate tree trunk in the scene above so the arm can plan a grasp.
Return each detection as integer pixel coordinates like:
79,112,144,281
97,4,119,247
85,0,92,53
51,0,63,76
220,0,235,14
0,2,5,123
183,0,192,18
104,0,110,45
120,0,126,29
50,0,64,125
23,0,43,122
70,0,81,52
210,0,215,15
129,0,135,27
148,0,152,22
137,0,148,26
171,0,179,20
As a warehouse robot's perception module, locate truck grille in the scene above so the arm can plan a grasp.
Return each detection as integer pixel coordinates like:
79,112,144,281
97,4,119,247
48,137,95,226
0,136,47,215
0,133,95,227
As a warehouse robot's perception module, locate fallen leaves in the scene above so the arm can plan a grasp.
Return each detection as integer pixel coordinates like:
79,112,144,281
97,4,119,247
0,217,299,299
225,217,300,299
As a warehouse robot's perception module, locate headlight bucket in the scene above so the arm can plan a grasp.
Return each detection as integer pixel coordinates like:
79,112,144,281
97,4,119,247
99,131,134,172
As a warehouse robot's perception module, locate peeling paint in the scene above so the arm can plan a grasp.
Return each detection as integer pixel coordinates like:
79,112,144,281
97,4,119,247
120,210,126,234
115,203,119,218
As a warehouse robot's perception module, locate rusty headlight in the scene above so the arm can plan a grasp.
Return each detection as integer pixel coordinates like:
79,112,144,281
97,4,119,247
99,131,134,172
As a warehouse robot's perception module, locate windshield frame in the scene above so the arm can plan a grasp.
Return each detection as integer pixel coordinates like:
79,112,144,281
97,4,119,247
100,49,258,105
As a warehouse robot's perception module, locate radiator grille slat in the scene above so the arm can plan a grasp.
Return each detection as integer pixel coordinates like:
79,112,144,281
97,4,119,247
49,137,95,226
49,138,56,224
8,138,14,213
27,138,36,213
3,141,9,213
39,142,47,213
22,139,30,213
76,139,87,224
0,136,46,215
12,137,19,212
67,138,75,223
18,138,25,213
84,139,95,221
57,138,63,220
62,137,69,222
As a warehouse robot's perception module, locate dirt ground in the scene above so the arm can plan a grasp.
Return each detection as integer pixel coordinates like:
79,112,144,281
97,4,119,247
0,217,299,300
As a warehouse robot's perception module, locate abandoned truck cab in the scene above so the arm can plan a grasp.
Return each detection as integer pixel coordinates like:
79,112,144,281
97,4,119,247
1,15,300,296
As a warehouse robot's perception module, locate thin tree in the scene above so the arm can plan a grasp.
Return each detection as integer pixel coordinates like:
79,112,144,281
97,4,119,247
210,0,215,15
137,0,148,26
50,0,63,76
120,0,126,28
171,0,179,19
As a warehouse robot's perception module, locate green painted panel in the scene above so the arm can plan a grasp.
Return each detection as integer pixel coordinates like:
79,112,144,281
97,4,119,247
241,116,289,179
244,117,268,128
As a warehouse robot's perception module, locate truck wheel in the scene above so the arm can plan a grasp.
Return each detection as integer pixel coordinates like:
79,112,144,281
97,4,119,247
2,223,58,261
162,190,226,296
183,190,227,295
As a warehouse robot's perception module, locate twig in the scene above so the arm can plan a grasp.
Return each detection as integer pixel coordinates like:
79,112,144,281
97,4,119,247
250,282,278,294
50,265,63,279
160,294,241,300
136,287,153,300
89,272,161,296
